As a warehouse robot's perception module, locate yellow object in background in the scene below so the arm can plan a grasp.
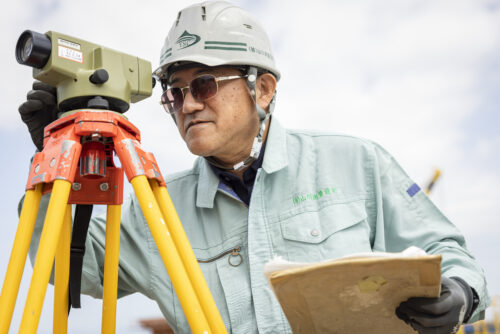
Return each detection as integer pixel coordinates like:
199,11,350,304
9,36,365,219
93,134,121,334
425,169,442,194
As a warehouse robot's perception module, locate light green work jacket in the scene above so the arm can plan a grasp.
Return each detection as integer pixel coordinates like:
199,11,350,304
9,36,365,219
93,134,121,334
29,117,489,333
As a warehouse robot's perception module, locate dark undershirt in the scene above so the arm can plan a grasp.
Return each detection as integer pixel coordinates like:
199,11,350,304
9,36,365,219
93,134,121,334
209,140,267,206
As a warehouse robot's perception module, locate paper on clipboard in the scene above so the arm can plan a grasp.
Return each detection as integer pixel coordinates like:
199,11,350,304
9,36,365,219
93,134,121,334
264,247,442,334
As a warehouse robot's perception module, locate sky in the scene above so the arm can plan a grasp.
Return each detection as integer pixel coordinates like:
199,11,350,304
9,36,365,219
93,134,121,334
0,0,499,332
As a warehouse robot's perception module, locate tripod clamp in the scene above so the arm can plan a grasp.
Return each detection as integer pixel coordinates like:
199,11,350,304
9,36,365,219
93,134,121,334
27,109,164,201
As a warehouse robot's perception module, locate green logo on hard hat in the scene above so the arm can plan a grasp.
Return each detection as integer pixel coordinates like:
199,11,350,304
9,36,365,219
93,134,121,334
176,31,201,50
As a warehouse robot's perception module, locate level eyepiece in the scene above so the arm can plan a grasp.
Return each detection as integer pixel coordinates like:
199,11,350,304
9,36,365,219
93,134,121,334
16,30,52,68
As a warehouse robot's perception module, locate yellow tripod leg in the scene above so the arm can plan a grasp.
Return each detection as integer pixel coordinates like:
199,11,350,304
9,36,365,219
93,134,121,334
101,204,121,334
19,179,72,334
0,184,43,334
150,180,227,334
54,205,71,334
131,175,211,334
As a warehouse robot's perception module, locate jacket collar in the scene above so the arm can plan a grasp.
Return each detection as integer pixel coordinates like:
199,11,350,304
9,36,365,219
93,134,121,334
196,157,221,208
262,117,288,174
195,117,288,208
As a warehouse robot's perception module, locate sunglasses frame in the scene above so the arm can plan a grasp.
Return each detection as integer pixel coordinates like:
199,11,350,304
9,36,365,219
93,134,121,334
160,74,248,114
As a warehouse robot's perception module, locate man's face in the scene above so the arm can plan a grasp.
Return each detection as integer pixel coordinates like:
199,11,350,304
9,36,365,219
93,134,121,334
168,66,260,165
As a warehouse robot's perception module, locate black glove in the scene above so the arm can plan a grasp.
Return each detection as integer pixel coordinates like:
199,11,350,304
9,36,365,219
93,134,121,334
18,81,58,151
396,276,475,334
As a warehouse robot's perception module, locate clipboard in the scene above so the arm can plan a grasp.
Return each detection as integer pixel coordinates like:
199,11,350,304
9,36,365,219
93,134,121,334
265,248,442,334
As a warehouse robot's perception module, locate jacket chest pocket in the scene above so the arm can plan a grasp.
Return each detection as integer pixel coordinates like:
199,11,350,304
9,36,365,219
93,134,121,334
280,200,372,262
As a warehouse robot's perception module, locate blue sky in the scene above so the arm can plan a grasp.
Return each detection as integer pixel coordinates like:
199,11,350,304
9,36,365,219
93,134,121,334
1,0,499,332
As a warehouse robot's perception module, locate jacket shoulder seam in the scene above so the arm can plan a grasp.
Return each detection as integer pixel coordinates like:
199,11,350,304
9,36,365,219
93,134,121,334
286,128,374,145
165,170,199,184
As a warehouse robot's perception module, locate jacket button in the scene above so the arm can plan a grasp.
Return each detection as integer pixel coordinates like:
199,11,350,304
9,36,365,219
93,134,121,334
311,229,320,237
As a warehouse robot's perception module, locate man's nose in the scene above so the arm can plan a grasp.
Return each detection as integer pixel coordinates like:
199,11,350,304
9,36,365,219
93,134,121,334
182,89,204,114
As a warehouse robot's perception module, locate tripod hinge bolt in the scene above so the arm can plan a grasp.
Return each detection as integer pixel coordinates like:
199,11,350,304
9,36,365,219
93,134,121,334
100,182,109,191
72,183,82,191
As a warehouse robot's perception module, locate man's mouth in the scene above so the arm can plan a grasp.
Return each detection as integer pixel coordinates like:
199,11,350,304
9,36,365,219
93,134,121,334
186,120,210,131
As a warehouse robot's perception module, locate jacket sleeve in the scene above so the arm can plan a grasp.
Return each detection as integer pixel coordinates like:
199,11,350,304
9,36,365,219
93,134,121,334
24,192,155,300
371,142,490,323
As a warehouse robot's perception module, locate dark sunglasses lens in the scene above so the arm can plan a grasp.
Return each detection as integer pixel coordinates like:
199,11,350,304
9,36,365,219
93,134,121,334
190,75,217,101
162,88,183,113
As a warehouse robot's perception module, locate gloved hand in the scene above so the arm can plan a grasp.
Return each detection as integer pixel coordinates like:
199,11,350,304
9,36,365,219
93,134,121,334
396,276,474,334
18,81,58,151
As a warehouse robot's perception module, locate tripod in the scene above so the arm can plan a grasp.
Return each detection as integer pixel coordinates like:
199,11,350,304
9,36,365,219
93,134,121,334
0,109,227,334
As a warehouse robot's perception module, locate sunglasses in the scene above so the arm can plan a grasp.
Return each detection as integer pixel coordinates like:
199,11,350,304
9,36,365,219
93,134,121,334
160,74,247,114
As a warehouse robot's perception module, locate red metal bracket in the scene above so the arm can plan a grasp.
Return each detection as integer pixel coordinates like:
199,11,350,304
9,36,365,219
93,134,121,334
25,110,164,205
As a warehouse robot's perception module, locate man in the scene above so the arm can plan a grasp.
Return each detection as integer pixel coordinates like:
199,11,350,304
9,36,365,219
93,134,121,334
20,1,489,333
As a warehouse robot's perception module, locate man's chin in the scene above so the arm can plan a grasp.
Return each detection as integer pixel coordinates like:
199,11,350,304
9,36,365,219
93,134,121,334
186,143,214,157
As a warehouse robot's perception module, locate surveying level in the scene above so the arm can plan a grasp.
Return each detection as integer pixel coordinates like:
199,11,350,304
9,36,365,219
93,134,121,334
0,30,227,334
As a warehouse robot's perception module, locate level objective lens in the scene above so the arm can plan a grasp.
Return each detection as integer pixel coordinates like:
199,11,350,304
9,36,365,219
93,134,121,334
15,30,52,68
21,36,33,63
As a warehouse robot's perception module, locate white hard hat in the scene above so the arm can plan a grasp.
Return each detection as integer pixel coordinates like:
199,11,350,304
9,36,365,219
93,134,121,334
154,1,280,81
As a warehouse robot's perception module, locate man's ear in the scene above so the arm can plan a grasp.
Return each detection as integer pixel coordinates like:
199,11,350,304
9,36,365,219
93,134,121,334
256,73,277,110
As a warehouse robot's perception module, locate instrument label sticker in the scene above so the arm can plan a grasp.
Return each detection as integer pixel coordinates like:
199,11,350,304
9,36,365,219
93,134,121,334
58,38,81,50
58,45,83,63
